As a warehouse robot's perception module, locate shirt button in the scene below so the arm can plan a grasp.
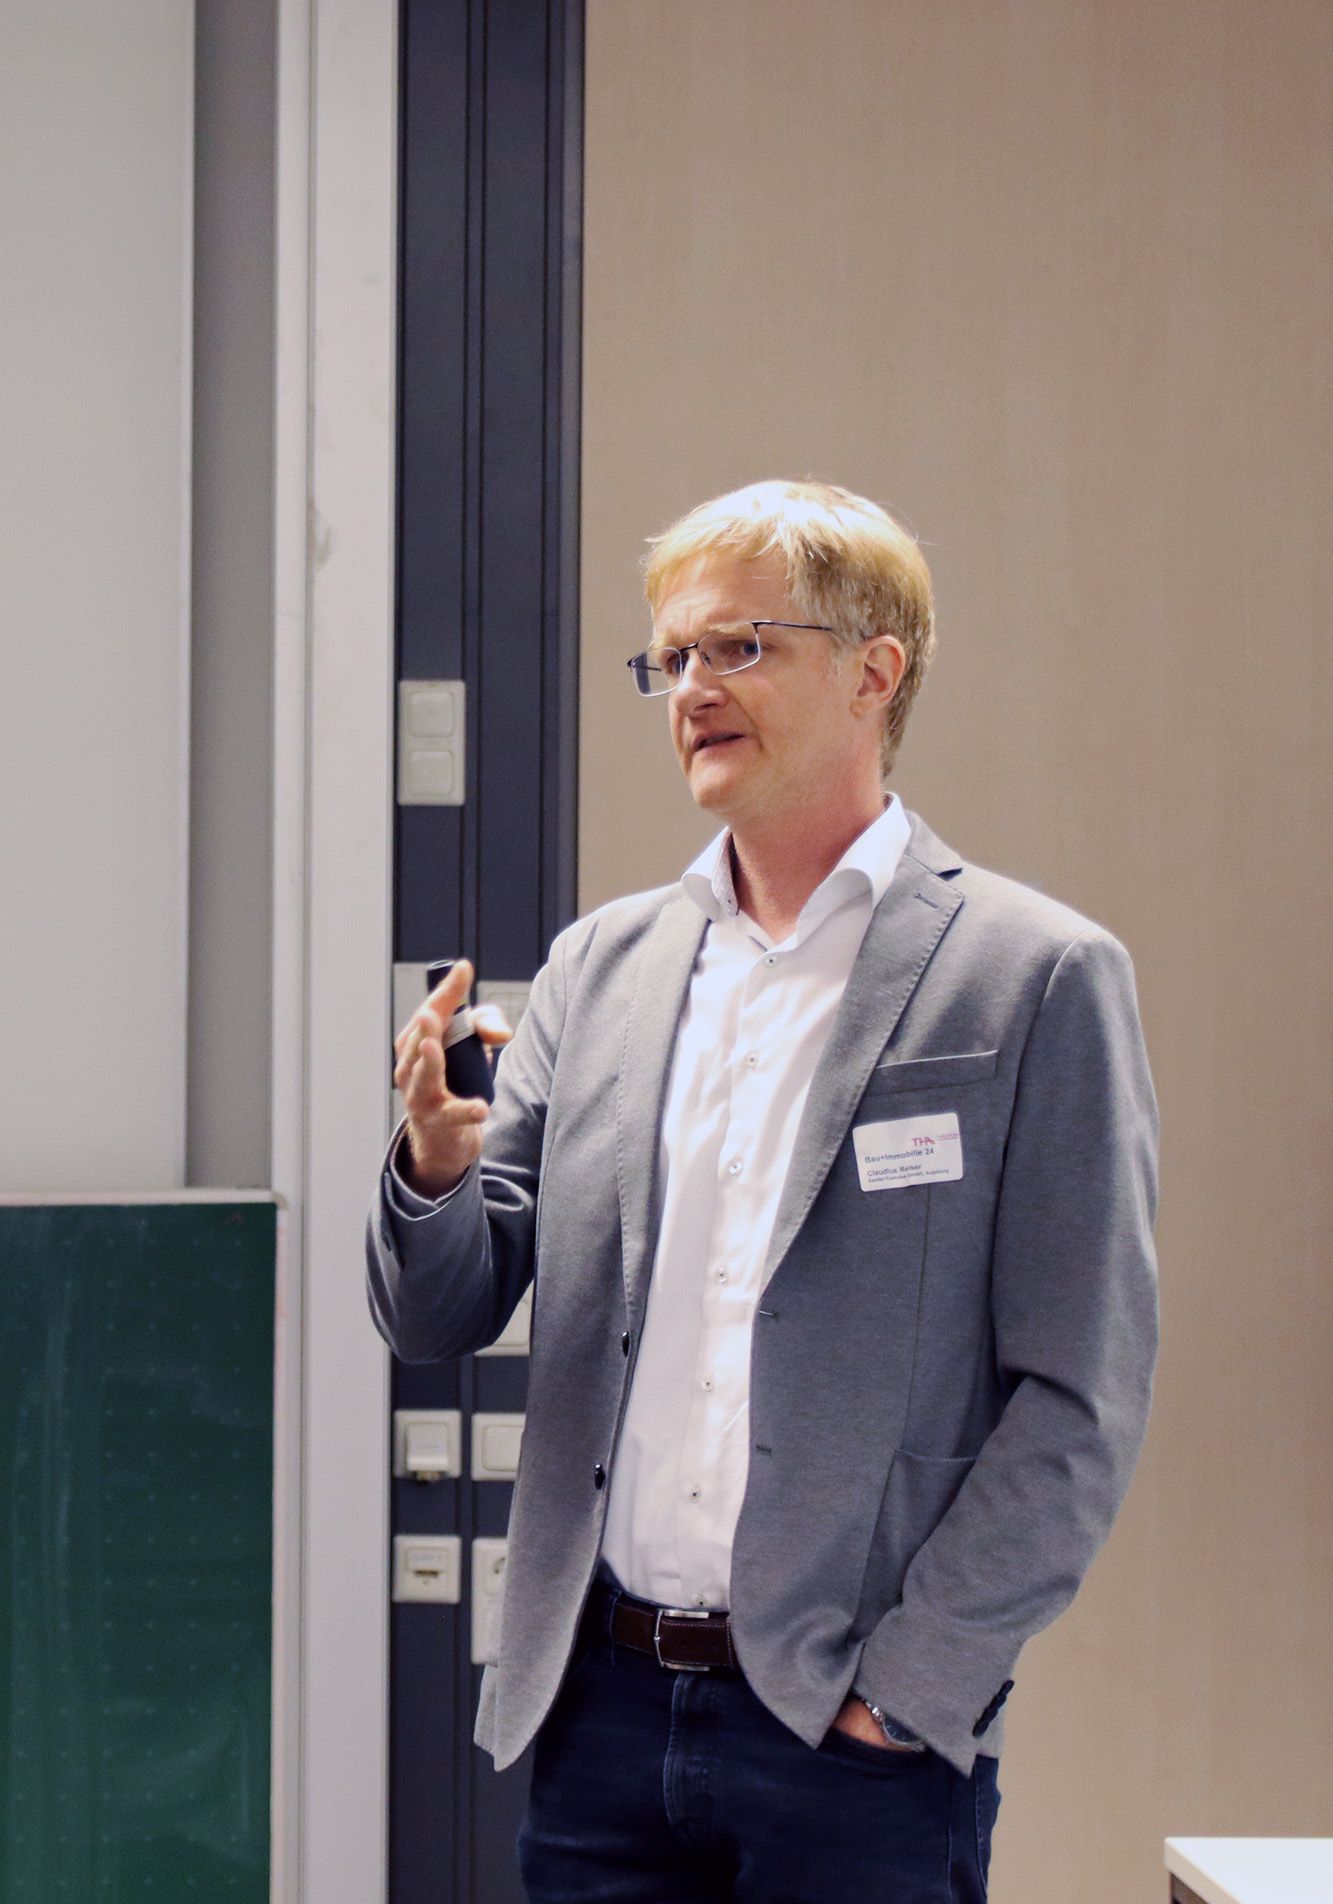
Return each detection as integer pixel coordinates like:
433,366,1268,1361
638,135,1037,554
701,1375,714,1391
687,1486,701,1501
715,1268,728,1283
764,955,777,967
727,1159,742,1178
745,1053,758,1069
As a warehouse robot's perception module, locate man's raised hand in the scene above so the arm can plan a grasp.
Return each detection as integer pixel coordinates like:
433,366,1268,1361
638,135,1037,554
392,959,513,1197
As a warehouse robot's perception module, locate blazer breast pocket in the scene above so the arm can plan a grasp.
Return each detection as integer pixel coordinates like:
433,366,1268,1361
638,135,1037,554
864,1048,999,1095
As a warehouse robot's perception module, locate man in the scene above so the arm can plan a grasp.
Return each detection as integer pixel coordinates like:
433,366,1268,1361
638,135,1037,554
367,479,1159,1902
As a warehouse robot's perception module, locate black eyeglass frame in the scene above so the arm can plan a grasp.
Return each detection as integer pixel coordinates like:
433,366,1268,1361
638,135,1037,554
626,620,835,697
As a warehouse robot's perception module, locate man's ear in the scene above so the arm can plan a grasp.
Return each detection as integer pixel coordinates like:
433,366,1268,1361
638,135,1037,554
854,635,906,715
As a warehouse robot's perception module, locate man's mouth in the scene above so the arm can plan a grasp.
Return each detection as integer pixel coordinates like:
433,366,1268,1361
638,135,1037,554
693,733,744,755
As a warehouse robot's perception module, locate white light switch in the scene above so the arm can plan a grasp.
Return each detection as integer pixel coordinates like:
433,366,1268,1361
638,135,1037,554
404,748,460,801
471,1538,508,1662
405,688,456,738
471,1412,524,1480
398,680,465,806
393,1534,461,1604
393,1409,462,1481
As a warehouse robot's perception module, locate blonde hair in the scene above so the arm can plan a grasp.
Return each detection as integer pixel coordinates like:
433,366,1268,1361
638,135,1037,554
644,479,935,779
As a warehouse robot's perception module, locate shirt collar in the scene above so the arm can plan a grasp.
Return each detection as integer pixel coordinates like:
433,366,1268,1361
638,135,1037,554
680,793,911,935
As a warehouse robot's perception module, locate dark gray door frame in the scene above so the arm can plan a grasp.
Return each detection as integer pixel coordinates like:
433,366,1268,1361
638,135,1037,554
391,3,583,1899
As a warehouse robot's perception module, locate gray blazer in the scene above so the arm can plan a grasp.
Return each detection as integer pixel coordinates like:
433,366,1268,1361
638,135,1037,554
366,810,1159,1779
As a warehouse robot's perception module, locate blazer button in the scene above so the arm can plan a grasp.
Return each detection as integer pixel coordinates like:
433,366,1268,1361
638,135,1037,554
593,1463,606,1490
971,1678,1015,1737
620,1332,630,1356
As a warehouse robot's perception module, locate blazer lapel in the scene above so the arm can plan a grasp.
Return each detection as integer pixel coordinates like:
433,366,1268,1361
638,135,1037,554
760,811,965,1289
615,888,709,1331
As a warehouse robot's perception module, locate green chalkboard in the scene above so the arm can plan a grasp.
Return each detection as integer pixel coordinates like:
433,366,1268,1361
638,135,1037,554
0,1198,278,1903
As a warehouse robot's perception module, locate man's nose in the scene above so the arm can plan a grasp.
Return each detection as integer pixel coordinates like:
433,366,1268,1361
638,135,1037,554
675,647,722,703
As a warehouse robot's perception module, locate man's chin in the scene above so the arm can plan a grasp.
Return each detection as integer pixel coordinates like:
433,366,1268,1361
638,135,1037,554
686,757,747,815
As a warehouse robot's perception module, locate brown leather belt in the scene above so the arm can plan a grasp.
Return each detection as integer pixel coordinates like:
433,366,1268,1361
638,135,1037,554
593,1584,739,1672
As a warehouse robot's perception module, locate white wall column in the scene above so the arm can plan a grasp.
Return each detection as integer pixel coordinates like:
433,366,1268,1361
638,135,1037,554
272,0,397,1896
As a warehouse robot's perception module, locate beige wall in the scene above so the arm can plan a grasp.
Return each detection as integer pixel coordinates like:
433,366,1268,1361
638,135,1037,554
580,4,1333,1900
1,0,194,1192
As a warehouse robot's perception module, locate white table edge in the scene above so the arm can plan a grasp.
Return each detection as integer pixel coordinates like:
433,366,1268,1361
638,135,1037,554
1165,1837,1333,1904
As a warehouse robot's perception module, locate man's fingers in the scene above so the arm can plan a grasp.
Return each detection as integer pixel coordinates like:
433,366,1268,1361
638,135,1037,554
403,1040,443,1106
399,1029,488,1127
394,1004,444,1060
425,958,474,1022
393,1024,421,1091
390,964,491,1188
396,1024,446,1101
471,1004,513,1045
394,960,482,1058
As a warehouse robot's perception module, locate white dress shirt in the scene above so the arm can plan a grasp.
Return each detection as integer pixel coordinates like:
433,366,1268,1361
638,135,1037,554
600,795,910,1609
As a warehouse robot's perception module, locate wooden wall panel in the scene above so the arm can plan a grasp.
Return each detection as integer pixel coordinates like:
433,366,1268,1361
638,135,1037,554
580,4,1333,1899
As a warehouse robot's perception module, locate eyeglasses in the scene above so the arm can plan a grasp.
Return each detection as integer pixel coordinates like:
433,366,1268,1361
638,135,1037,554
626,620,834,697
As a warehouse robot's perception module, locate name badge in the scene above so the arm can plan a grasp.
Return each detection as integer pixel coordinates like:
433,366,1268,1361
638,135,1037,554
853,1112,963,1192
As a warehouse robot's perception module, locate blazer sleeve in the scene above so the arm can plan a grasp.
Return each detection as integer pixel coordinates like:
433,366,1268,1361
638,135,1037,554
856,927,1160,1762
364,923,572,1363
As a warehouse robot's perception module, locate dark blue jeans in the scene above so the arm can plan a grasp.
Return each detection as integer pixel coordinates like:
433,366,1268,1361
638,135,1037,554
517,1600,1001,1902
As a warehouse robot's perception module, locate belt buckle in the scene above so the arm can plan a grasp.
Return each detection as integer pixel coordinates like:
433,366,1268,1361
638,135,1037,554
653,1605,713,1671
